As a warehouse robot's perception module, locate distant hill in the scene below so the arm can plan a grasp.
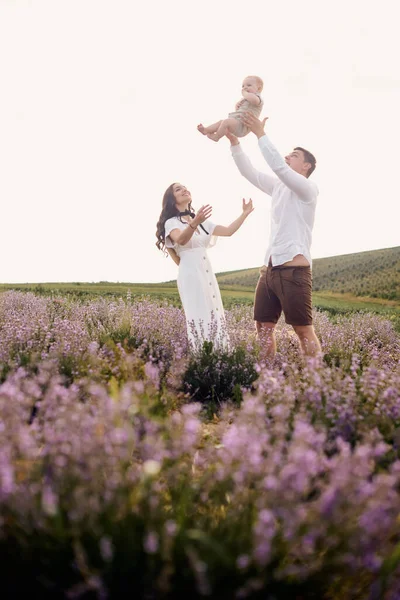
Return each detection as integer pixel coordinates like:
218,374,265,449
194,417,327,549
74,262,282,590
1,247,398,305
215,247,400,301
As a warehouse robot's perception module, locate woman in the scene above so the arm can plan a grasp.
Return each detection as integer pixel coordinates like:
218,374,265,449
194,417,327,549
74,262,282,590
156,182,253,349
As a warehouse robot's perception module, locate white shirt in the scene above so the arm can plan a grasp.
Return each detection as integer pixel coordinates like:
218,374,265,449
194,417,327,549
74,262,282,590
231,135,318,268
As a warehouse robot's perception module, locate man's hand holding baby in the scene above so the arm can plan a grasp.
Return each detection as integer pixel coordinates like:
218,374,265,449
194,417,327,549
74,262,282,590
197,75,264,142
240,112,269,139
225,130,240,146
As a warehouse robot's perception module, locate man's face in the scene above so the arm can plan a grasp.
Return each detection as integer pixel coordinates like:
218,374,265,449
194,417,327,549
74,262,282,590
285,149,310,176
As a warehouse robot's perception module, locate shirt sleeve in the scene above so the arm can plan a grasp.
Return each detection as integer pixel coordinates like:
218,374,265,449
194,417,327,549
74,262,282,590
164,218,181,248
258,135,318,204
231,144,276,196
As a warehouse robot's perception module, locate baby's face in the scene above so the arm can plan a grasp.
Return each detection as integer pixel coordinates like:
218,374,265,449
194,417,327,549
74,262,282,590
242,77,260,94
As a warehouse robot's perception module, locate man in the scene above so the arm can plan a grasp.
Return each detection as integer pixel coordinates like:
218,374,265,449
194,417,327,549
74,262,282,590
225,113,322,359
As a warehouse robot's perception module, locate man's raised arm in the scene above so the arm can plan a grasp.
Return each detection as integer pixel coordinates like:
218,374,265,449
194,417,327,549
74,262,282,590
226,131,276,197
241,114,318,204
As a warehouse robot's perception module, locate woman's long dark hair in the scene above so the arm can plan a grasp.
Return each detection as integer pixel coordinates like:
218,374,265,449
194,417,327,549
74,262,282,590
155,183,193,253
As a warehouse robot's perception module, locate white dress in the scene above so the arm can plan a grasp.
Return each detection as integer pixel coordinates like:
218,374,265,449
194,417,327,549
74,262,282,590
165,216,229,350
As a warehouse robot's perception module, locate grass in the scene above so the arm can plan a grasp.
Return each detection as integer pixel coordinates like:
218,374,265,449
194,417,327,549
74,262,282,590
1,246,399,329
0,281,399,318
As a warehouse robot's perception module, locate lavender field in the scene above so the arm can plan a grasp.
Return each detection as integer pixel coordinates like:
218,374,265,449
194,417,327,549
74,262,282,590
1,290,400,599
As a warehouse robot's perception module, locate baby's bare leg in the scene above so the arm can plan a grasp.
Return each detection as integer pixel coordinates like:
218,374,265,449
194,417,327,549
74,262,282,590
197,121,222,135
206,118,241,142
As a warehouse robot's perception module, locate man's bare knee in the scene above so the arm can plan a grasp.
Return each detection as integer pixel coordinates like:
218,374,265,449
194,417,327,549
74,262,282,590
256,322,277,358
256,321,276,333
292,324,321,356
292,324,313,336
256,322,276,340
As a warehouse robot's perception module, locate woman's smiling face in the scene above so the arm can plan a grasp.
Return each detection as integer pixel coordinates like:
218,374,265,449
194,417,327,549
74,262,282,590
173,183,191,208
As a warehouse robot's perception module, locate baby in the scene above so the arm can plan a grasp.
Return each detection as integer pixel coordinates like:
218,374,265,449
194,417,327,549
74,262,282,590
197,75,264,142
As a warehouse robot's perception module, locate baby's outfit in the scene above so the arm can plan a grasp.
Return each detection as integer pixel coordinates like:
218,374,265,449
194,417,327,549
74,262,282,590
228,94,264,137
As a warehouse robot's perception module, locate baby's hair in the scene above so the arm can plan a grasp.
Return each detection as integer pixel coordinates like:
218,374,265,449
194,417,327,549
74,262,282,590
247,75,264,91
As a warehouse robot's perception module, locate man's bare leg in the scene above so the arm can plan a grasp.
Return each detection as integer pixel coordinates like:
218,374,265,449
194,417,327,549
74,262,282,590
256,321,277,360
292,325,322,358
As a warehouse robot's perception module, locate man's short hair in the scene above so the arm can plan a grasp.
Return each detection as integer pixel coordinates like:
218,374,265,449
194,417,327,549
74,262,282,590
294,147,316,177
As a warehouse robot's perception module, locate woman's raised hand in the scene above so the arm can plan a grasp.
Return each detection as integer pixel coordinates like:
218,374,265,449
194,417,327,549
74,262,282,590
242,198,254,216
193,204,212,225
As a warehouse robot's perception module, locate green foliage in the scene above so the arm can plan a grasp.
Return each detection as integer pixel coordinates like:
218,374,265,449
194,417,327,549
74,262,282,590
101,323,143,352
1,246,399,304
312,246,400,300
182,341,258,407
1,246,399,328
216,246,400,301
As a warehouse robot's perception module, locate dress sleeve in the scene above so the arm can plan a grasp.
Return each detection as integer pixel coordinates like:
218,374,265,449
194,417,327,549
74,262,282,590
164,217,181,248
203,219,218,248
204,219,216,235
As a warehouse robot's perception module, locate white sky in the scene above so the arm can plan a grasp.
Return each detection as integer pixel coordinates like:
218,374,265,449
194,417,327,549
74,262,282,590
0,0,399,284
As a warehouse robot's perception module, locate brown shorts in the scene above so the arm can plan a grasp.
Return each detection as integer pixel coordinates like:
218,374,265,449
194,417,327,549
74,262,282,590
254,264,313,326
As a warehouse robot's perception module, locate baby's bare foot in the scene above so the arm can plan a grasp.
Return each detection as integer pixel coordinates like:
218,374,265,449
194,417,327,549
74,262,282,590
197,124,207,135
207,133,219,142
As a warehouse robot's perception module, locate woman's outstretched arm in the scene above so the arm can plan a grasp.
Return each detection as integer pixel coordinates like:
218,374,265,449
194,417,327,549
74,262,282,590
213,199,254,237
